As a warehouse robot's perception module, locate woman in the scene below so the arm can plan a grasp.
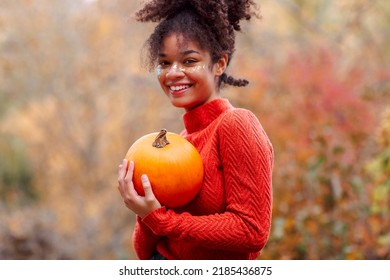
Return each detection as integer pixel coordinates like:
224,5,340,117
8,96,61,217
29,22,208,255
118,0,273,260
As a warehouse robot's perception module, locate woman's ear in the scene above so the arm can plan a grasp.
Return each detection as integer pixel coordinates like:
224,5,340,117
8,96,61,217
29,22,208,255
215,53,229,76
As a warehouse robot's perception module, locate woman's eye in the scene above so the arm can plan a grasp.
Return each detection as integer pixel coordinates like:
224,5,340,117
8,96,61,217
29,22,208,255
158,61,170,67
184,59,197,65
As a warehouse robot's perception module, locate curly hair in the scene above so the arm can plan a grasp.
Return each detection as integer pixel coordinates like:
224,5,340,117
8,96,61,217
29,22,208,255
135,0,260,87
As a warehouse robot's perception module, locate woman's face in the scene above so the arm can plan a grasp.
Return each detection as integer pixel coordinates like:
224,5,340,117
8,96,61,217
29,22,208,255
156,33,226,111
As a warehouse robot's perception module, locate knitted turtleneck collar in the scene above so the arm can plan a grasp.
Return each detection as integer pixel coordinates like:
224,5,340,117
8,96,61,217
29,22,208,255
183,98,234,134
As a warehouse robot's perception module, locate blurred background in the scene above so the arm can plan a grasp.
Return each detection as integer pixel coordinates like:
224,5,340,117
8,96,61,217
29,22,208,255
0,0,389,260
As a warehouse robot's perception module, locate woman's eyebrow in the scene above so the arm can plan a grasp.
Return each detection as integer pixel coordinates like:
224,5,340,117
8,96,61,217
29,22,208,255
158,50,200,58
181,50,200,55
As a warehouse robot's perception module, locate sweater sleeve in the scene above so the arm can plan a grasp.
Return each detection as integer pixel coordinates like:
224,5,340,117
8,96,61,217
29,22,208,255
132,215,162,259
141,110,273,253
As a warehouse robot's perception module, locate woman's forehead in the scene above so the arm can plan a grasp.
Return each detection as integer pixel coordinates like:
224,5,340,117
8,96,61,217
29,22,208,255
160,32,205,53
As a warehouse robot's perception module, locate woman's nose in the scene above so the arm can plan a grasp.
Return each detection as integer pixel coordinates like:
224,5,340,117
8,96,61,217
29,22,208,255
166,63,185,79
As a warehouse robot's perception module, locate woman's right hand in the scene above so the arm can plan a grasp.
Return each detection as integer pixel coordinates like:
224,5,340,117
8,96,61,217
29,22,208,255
117,159,161,218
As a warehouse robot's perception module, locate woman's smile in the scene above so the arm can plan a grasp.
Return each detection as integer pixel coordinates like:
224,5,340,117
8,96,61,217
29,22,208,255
168,84,193,94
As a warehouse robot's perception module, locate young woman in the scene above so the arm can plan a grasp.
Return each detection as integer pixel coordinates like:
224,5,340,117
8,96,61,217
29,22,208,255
117,0,273,260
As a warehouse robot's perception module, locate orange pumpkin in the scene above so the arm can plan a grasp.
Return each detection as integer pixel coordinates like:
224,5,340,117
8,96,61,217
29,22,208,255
125,129,204,208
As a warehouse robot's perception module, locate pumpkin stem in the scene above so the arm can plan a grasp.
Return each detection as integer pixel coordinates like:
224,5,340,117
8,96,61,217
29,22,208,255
152,129,170,148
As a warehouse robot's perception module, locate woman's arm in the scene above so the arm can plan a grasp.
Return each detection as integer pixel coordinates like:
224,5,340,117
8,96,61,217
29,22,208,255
132,216,161,259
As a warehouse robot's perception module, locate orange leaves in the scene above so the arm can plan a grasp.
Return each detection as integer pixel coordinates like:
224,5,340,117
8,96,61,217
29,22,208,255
254,45,389,259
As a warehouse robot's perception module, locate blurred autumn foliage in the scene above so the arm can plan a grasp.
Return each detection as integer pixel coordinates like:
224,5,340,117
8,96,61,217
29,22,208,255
0,0,389,260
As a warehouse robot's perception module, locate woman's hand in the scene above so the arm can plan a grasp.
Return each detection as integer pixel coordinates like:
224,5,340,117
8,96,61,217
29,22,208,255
117,159,161,218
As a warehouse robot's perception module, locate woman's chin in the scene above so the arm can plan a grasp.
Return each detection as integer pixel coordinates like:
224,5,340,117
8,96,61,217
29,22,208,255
169,98,198,111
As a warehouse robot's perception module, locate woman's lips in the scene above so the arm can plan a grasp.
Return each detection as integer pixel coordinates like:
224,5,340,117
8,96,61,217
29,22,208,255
169,84,193,95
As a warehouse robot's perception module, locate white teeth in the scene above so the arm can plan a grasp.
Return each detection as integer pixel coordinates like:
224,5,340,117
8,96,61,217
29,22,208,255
170,85,190,91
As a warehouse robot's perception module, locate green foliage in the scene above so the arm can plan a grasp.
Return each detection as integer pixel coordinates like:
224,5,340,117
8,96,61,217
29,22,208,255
366,107,390,215
0,135,37,205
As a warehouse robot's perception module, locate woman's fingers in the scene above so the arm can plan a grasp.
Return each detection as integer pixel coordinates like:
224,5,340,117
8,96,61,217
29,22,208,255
118,159,136,197
117,159,128,181
124,160,134,182
117,160,161,217
141,174,154,201
140,174,161,214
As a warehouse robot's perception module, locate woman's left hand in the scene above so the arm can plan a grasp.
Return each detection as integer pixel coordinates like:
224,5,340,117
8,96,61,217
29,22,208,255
117,159,161,218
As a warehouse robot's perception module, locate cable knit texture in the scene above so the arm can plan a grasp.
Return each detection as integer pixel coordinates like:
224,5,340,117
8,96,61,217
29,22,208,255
133,98,273,260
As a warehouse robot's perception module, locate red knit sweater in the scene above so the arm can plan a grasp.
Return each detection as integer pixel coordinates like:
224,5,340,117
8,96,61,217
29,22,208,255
133,98,273,260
